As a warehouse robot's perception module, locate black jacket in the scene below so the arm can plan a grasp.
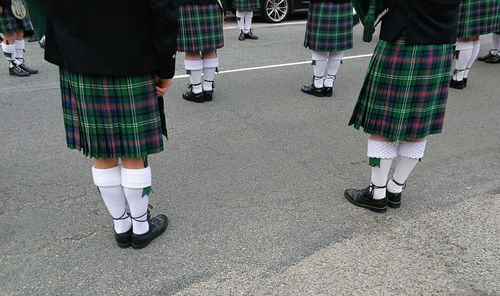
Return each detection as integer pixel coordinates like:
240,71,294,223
44,0,178,79
380,0,460,45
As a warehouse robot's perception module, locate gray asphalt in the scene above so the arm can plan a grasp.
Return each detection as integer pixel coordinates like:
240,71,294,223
1,19,499,296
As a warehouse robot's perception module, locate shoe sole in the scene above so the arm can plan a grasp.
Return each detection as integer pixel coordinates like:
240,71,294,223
344,192,387,212
182,97,205,103
301,90,324,97
387,201,401,209
9,73,30,77
118,242,132,249
131,217,169,250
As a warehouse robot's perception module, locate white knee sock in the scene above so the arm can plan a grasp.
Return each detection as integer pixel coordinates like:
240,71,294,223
464,41,480,79
387,140,427,193
92,166,132,234
367,139,399,200
2,42,15,67
325,51,343,87
185,59,203,94
122,167,152,235
203,57,218,91
14,39,25,65
244,11,253,34
312,51,328,88
454,41,473,81
492,33,500,54
236,11,245,32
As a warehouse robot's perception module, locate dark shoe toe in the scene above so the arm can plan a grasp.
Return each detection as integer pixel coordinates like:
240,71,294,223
131,214,168,250
114,229,132,248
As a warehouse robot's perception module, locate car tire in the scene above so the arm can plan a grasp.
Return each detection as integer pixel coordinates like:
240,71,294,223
261,0,290,23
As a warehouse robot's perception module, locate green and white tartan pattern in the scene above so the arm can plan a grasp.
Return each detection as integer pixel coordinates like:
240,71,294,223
349,39,453,141
304,2,353,52
59,68,164,159
0,5,33,34
233,0,260,11
457,0,500,38
177,4,224,52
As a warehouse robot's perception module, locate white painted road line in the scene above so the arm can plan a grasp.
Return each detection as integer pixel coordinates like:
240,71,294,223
172,53,373,79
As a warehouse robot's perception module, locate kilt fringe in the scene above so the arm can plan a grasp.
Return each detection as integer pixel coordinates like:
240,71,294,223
349,40,453,141
177,4,224,52
457,0,500,38
304,2,353,52
233,0,260,11
60,69,164,159
0,6,33,34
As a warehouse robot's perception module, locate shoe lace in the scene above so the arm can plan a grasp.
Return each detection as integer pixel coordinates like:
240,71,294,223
131,205,153,223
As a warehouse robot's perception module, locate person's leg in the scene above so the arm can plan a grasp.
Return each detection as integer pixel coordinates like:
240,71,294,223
183,52,204,103
451,38,474,89
1,32,29,76
301,51,328,97
386,138,427,208
344,135,399,212
121,158,168,249
463,37,480,83
479,33,500,61
201,50,218,101
324,51,344,96
236,10,245,40
243,11,258,39
92,158,132,248
486,32,500,63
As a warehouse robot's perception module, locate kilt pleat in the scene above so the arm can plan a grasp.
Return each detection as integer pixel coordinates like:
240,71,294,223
233,0,260,11
0,6,33,34
177,4,224,52
349,39,453,141
59,69,164,159
457,0,500,38
304,2,353,52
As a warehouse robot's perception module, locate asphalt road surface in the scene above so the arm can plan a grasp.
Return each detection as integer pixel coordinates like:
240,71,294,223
1,19,499,296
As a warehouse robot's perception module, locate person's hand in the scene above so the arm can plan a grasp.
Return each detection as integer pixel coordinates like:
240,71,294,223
155,77,171,97
0,6,3,15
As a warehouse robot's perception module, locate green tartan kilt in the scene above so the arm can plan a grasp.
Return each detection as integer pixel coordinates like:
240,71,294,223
0,5,33,34
457,0,500,38
233,0,260,11
349,39,454,141
59,68,164,159
177,4,224,52
304,2,353,52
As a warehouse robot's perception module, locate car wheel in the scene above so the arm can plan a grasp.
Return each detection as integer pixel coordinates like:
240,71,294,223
262,0,290,23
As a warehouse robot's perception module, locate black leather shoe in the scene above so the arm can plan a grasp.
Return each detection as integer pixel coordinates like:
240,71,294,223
9,64,30,77
114,229,132,248
183,89,205,103
238,30,245,41
203,90,213,101
131,214,169,249
203,80,214,101
386,191,401,208
244,29,259,40
485,54,500,64
344,185,388,212
301,84,324,97
478,50,495,61
18,62,39,74
449,78,466,89
323,87,333,97
387,179,405,208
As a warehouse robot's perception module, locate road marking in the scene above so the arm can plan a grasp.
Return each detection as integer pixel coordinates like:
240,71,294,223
173,53,373,79
224,20,307,30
